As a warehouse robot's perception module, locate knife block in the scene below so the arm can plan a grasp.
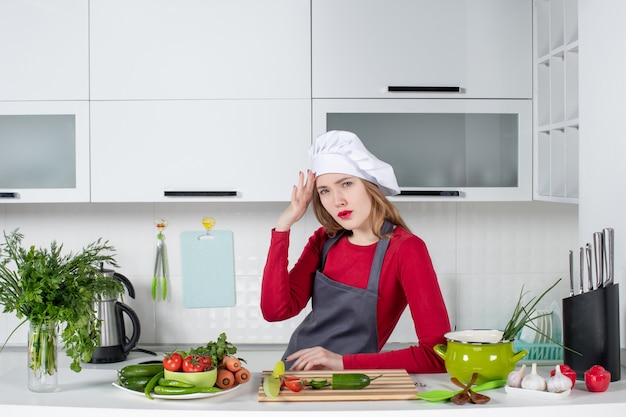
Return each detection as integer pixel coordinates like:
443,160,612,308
562,283,620,381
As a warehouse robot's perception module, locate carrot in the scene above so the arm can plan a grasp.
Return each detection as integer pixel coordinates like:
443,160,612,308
216,368,235,389
221,355,242,372
234,367,251,384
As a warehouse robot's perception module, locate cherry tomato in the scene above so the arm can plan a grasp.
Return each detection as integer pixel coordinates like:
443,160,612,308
198,355,212,369
182,355,207,373
585,365,611,392
163,352,183,372
550,364,577,388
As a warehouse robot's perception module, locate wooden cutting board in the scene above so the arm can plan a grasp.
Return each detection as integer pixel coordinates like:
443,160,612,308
257,369,417,402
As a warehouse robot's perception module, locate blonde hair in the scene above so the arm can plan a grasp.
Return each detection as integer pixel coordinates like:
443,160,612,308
312,178,411,238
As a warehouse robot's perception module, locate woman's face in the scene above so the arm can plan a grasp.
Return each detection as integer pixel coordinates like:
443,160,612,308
315,173,372,233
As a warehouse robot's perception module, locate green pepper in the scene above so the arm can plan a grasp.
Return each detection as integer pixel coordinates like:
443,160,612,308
331,373,382,390
158,377,195,388
153,385,222,395
144,370,164,399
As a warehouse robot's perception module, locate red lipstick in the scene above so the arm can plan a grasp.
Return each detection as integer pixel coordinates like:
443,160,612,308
338,210,352,219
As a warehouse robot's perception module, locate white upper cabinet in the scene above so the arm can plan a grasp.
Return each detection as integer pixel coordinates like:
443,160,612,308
0,0,89,101
90,100,311,202
90,0,311,100
312,0,532,99
0,101,90,203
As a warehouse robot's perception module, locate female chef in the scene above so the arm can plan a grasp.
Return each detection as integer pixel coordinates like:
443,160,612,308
260,130,450,373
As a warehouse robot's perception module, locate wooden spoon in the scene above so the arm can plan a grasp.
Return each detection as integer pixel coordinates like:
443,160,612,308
451,377,490,404
415,379,506,402
450,373,478,405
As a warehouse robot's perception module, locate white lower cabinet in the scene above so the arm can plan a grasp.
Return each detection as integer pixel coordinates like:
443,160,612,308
90,100,311,202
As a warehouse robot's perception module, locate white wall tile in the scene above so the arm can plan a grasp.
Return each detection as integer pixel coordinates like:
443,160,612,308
0,201,578,349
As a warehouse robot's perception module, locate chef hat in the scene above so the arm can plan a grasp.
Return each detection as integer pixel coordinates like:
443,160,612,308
309,130,400,196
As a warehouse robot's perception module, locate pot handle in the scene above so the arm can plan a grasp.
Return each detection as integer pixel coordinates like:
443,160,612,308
510,349,528,364
433,344,447,360
115,302,141,354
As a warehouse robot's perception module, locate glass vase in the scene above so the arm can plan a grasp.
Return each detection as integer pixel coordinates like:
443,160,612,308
27,321,59,392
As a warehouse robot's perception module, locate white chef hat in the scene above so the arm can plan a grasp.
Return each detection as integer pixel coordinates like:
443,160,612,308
309,130,400,196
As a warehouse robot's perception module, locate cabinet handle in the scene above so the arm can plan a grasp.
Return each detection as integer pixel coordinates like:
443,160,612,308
164,191,238,197
399,190,460,197
388,86,460,92
0,192,19,198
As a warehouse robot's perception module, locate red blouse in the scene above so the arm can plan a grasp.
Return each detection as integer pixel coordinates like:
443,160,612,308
261,225,450,373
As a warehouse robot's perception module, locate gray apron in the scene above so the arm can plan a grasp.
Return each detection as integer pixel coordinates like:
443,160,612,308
282,221,393,366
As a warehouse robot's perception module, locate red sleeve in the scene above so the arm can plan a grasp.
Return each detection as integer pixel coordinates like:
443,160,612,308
342,229,450,373
260,227,327,321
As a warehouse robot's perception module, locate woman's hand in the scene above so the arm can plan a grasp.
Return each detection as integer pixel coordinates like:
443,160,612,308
275,170,316,232
285,346,344,371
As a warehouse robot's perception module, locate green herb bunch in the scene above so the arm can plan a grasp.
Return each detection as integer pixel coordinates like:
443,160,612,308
0,229,124,372
501,278,561,342
188,332,243,367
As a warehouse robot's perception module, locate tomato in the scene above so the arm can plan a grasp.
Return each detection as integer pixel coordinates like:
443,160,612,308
163,352,183,372
182,355,207,373
198,355,212,369
283,378,306,392
584,365,611,392
280,375,306,392
550,364,577,389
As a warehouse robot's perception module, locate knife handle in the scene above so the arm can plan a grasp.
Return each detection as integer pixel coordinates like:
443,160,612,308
568,250,574,296
579,247,585,294
593,232,604,290
603,228,614,286
585,243,593,292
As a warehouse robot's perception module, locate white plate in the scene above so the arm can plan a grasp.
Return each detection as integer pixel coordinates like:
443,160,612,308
505,385,571,400
112,382,241,400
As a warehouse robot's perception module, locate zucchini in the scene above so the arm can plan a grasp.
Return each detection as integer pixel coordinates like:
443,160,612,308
117,375,153,392
331,373,382,390
153,385,222,395
307,378,330,389
118,363,164,378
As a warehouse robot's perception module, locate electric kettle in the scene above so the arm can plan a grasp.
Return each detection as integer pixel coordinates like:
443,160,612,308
89,268,141,363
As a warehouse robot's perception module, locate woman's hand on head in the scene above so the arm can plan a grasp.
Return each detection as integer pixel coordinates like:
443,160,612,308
285,346,344,371
275,170,316,232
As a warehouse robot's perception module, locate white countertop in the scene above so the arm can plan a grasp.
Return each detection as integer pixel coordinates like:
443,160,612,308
1,346,625,416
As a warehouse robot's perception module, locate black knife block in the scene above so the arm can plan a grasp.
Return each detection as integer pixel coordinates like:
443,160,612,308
562,283,620,381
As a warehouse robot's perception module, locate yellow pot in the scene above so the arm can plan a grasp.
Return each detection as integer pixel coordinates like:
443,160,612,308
434,330,528,384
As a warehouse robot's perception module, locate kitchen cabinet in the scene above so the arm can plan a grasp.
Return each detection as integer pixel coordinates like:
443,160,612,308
314,99,532,201
0,101,90,203
312,0,532,99
89,0,310,100
0,0,88,101
534,0,579,203
90,100,311,202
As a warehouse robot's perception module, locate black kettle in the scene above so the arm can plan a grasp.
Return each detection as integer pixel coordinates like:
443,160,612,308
89,268,141,363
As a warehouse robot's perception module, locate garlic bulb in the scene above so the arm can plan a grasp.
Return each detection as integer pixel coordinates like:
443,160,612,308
547,365,571,393
521,363,547,391
506,364,526,388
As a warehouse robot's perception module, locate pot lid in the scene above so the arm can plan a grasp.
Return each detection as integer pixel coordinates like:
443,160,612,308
444,329,505,344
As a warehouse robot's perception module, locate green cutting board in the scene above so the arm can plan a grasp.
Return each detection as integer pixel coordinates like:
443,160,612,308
180,230,236,308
